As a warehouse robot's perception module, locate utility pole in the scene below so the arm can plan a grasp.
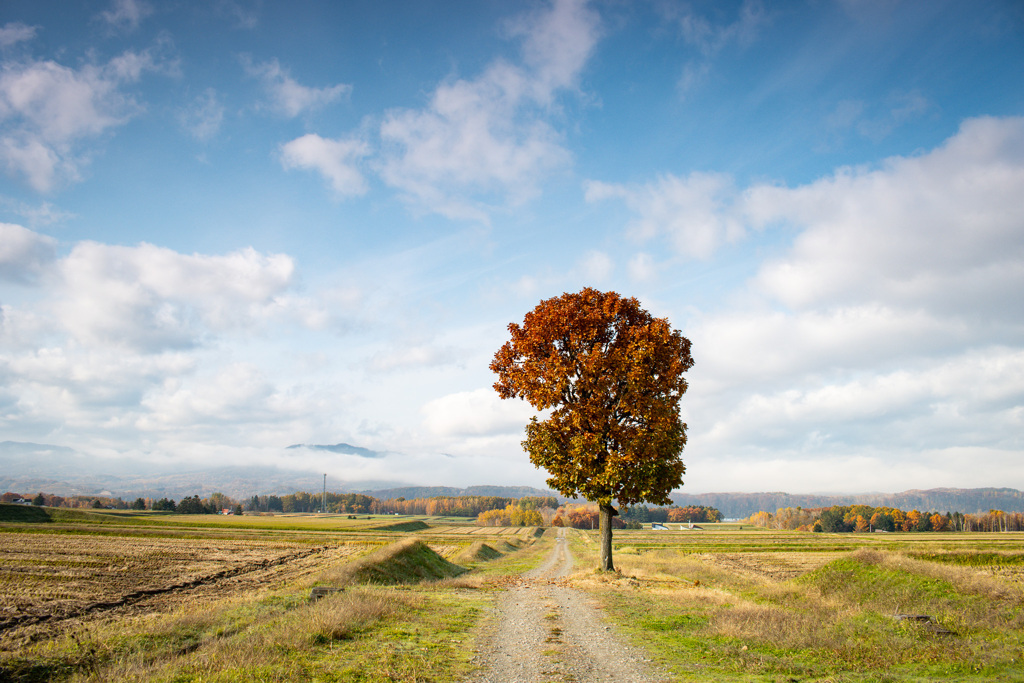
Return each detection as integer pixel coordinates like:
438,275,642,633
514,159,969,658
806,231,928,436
322,474,326,514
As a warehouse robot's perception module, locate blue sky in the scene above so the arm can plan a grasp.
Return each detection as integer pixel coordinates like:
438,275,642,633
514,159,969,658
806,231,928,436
1,0,1023,493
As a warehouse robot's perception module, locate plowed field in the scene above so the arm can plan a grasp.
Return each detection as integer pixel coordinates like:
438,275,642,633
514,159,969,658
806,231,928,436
0,531,366,646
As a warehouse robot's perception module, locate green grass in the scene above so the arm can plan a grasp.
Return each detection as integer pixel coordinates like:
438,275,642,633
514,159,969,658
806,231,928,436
455,540,504,564
370,519,431,532
1,585,485,683
327,538,468,585
911,551,1024,567
590,536,1024,682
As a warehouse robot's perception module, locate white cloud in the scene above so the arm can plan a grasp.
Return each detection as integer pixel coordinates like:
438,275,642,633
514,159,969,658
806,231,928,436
0,222,56,283
746,116,1024,316
671,0,765,56
218,1,260,30
54,241,296,350
627,253,657,282
178,88,224,141
377,0,597,220
422,387,538,437
661,0,766,94
507,0,601,100
0,48,170,191
588,117,1024,291
0,23,36,49
280,134,370,197
698,348,1024,453
578,249,612,283
244,57,350,117
654,117,1024,490
100,0,153,32
681,448,1024,494
0,229,354,452
585,172,744,259
0,198,75,227
137,363,303,431
369,343,459,373
690,305,970,392
823,90,932,147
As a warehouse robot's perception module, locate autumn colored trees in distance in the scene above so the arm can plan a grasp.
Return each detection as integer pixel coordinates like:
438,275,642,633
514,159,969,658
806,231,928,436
748,504,1024,532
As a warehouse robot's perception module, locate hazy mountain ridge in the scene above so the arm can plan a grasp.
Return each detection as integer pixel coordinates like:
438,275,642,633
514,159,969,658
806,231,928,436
285,443,384,458
0,441,400,500
359,485,562,500
3,442,1022,513
671,488,1024,518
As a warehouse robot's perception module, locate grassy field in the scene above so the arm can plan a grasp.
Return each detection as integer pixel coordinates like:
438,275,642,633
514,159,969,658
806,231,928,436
2,506,1022,682
577,525,1024,682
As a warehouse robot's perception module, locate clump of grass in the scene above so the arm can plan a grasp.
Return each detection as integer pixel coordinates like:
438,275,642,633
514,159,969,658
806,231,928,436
496,539,522,553
853,548,1024,604
305,590,402,644
456,540,504,564
322,538,467,585
912,551,1024,567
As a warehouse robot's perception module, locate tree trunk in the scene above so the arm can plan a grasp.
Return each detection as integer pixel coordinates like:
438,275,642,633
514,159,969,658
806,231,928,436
598,502,617,571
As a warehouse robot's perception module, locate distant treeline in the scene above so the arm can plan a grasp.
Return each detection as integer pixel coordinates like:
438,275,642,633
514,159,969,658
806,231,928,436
359,485,559,500
548,502,722,529
748,505,1024,532
375,496,559,517
673,488,1024,518
0,489,558,519
246,492,376,513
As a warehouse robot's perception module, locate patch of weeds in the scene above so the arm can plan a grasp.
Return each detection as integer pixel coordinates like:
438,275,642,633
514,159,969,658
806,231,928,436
589,548,1024,682
911,551,1024,567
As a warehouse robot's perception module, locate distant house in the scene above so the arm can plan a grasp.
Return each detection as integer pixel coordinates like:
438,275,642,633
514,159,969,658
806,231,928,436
682,522,704,531
220,508,233,515
652,522,668,530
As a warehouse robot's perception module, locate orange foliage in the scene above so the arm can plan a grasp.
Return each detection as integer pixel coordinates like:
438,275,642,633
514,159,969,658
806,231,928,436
491,288,693,509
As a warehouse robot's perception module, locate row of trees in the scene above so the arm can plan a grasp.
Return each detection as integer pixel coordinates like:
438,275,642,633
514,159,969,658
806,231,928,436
2,489,562,521
375,495,559,517
477,502,547,526
544,502,722,529
748,505,1024,532
2,492,136,509
245,492,376,513
3,491,242,514
620,504,721,525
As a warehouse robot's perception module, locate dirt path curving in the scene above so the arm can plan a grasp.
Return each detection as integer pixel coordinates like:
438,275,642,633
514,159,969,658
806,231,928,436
468,528,667,683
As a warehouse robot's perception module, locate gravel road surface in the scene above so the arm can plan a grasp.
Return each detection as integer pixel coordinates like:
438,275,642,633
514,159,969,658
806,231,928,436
467,528,668,682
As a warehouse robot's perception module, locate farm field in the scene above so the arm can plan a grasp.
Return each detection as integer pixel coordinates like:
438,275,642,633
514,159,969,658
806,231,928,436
578,526,1024,682
1,506,1023,682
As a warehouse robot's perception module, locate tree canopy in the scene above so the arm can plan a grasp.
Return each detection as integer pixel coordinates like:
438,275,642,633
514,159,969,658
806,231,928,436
491,288,693,569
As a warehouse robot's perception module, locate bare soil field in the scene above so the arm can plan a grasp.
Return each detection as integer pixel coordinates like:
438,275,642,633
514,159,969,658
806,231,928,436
0,530,367,646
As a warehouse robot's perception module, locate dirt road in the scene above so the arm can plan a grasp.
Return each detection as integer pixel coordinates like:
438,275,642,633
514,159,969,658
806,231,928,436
468,528,667,682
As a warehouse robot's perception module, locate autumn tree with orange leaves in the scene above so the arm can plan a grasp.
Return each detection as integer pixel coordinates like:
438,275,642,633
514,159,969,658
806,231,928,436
491,288,693,571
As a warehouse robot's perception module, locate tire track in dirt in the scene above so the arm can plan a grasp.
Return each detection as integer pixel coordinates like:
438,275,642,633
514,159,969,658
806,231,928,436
469,528,667,683
0,545,332,635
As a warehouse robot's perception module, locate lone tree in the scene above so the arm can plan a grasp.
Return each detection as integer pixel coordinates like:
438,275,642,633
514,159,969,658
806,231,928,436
491,288,693,570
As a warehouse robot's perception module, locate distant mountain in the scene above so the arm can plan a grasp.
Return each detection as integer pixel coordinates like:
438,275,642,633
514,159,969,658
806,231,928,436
0,441,403,500
286,443,384,458
671,488,1024,518
361,485,563,501
4,442,1021,514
